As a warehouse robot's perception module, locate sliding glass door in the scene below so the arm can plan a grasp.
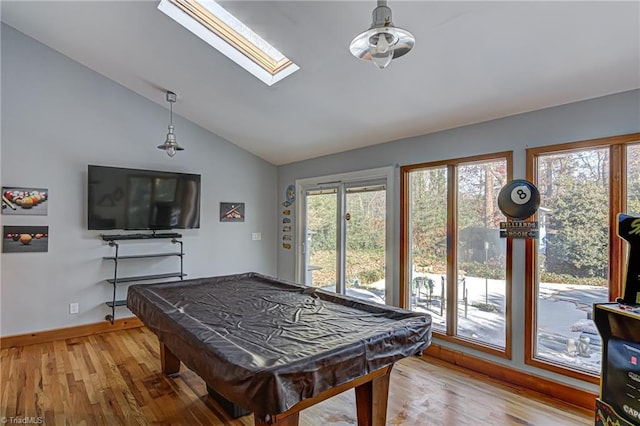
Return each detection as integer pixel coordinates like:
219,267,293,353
304,188,338,288
298,168,392,304
345,183,387,303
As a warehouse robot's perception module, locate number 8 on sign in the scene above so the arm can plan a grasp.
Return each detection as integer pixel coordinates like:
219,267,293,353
511,185,531,205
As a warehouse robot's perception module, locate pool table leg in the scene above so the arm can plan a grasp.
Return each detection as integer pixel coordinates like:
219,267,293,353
160,343,181,376
253,364,393,426
254,412,299,426
354,365,393,426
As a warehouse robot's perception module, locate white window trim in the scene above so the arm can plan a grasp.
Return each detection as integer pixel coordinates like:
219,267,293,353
295,166,395,305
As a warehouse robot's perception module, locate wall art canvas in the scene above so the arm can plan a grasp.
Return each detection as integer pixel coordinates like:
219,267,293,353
3,226,49,253
220,202,245,222
2,187,48,215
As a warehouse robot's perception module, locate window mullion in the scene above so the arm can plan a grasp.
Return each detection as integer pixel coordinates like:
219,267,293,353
609,144,625,300
336,183,346,295
447,164,458,336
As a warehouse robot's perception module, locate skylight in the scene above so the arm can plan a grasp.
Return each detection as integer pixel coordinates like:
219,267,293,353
158,0,299,86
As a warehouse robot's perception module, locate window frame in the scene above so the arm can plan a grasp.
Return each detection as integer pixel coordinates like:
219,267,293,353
400,151,513,359
525,133,640,382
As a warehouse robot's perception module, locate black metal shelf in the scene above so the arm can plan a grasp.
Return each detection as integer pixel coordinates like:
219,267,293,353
106,272,187,284
103,252,183,260
101,232,182,241
106,300,127,308
103,237,185,324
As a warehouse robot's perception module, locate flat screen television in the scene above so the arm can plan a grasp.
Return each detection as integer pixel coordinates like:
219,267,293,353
88,165,200,230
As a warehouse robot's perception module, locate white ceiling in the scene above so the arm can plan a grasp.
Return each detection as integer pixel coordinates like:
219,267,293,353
2,1,639,165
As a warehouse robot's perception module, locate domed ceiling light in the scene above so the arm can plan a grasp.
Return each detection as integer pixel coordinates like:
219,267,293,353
349,0,415,70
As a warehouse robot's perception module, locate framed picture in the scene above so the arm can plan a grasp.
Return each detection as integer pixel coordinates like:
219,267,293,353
220,202,245,222
3,226,49,253
2,187,48,215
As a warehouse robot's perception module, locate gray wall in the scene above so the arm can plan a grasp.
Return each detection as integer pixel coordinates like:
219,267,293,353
0,24,278,336
277,89,640,391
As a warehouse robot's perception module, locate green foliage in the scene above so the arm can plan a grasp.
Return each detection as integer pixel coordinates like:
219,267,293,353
629,169,640,212
410,167,448,260
458,261,504,280
307,193,337,252
345,249,385,284
538,271,607,286
307,189,386,286
345,191,386,252
628,147,640,214
414,255,446,274
409,162,507,269
310,249,385,286
544,174,608,278
358,268,385,284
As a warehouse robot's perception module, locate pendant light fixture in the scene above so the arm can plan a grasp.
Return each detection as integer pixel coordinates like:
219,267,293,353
157,91,184,157
349,0,415,70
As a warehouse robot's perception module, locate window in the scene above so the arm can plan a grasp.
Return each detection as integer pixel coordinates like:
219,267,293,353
158,0,299,86
401,152,512,357
525,133,640,381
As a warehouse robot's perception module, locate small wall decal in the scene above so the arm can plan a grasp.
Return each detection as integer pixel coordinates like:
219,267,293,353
286,184,295,203
220,202,245,222
283,184,296,207
281,184,295,249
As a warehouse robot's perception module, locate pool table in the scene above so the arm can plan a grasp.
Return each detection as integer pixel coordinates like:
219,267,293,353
127,272,431,425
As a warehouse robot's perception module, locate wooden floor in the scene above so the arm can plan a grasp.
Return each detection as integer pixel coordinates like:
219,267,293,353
1,327,593,425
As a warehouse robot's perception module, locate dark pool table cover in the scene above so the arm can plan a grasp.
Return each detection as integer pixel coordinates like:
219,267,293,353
127,272,432,416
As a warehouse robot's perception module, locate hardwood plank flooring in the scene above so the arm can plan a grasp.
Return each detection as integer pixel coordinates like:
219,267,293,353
1,327,593,425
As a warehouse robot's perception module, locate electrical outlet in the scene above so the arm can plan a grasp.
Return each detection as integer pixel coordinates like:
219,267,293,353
69,302,79,315
252,232,262,241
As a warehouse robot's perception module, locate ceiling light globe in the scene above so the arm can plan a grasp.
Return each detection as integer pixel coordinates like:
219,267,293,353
371,52,393,69
166,125,176,142
350,27,414,67
349,1,414,69
371,32,391,54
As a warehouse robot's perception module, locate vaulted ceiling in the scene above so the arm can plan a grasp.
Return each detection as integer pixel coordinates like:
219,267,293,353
2,1,639,165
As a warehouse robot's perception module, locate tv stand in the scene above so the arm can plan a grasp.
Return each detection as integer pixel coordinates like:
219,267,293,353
101,234,185,323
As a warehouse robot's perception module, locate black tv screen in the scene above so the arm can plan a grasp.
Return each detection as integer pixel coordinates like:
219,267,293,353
88,165,200,230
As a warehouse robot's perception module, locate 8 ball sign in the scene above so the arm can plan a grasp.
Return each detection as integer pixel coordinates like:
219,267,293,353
498,180,540,220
